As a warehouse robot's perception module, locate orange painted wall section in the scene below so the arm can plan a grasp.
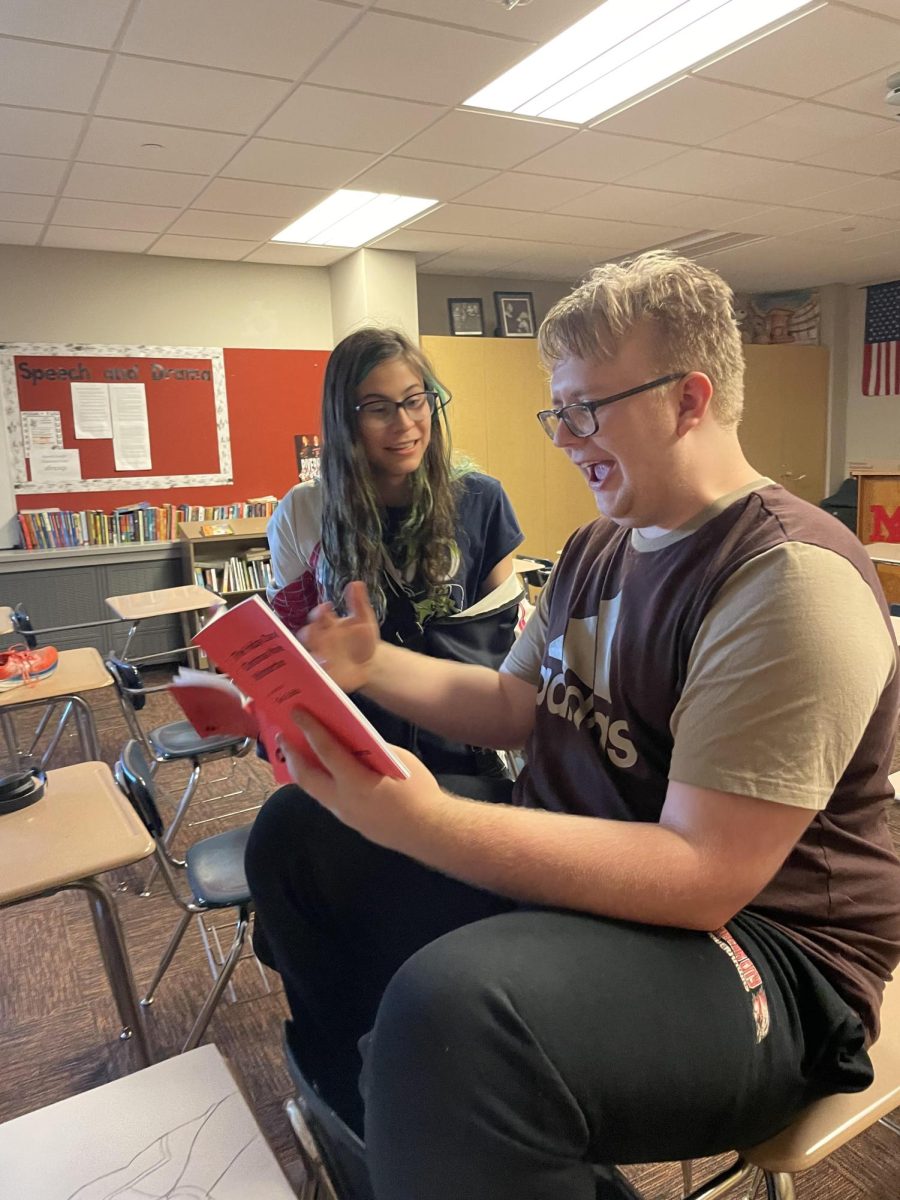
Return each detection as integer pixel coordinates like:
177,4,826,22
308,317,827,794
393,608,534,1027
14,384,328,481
13,346,328,512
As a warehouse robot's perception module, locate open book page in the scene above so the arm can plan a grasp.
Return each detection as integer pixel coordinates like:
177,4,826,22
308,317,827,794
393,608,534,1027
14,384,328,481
188,595,409,781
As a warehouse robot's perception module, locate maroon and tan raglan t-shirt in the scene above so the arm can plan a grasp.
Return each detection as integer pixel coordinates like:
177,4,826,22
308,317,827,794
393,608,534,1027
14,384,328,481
503,481,900,1043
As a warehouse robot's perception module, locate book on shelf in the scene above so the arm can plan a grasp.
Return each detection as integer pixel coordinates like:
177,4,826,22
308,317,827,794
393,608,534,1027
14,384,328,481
169,595,409,785
192,551,272,594
15,498,277,551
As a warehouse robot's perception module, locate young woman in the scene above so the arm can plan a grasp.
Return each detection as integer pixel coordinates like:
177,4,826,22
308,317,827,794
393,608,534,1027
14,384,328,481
267,326,524,775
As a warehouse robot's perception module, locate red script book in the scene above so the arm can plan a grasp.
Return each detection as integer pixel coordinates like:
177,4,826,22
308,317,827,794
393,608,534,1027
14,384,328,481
170,595,409,783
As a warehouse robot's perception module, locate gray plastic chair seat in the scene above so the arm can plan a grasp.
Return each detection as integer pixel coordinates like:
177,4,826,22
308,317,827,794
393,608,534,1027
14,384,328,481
148,720,245,759
185,824,252,908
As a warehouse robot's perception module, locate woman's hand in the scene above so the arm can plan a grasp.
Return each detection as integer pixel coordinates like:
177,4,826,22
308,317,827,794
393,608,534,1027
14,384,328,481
278,711,442,849
299,580,380,692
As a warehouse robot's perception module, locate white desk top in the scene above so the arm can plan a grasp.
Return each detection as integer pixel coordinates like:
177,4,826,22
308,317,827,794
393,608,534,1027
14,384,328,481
106,583,223,620
0,605,12,635
0,1044,295,1199
866,542,900,565
0,761,152,904
0,646,112,709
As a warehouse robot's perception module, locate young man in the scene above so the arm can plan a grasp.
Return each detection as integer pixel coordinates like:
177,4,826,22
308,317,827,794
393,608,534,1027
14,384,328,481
246,253,900,1200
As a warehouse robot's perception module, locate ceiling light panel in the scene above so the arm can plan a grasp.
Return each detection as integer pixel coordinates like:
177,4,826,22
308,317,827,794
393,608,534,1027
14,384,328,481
272,190,438,247
463,0,814,124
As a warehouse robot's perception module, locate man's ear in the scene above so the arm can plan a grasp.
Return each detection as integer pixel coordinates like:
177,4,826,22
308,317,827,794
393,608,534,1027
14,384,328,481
675,371,714,435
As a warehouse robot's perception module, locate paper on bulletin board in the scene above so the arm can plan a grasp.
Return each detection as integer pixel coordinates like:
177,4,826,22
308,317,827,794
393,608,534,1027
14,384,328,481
71,381,113,438
110,382,151,470
21,410,62,457
29,447,82,483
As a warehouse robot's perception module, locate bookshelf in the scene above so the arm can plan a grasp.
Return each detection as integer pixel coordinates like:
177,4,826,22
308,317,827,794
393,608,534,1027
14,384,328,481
178,518,272,603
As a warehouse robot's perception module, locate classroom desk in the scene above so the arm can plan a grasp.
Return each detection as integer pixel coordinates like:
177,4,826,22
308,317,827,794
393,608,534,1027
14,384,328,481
105,583,223,661
0,646,112,769
865,542,900,565
0,761,153,1067
0,1044,295,1198
0,605,12,636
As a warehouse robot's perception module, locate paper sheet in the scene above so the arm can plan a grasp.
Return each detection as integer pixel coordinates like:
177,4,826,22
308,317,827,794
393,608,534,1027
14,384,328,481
110,382,151,470
0,1045,295,1199
71,382,113,439
29,447,82,483
21,410,62,457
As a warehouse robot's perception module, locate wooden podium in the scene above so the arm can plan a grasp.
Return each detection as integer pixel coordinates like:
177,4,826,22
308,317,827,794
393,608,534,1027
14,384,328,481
853,468,900,604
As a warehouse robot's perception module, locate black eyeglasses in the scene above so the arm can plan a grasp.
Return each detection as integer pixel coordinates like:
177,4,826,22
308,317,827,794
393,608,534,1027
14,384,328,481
536,373,686,440
354,390,444,425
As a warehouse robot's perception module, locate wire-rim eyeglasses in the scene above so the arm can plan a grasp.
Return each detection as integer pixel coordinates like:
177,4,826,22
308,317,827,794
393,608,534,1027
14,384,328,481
536,372,687,440
354,389,447,425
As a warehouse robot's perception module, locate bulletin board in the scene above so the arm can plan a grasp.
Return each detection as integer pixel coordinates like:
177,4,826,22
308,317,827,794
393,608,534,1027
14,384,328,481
0,342,232,494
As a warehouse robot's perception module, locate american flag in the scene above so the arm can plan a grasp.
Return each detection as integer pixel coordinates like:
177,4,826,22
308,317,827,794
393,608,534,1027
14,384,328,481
863,280,900,397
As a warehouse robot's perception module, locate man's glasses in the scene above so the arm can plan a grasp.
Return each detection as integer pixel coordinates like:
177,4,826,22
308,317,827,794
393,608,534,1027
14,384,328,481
536,373,686,441
355,390,444,425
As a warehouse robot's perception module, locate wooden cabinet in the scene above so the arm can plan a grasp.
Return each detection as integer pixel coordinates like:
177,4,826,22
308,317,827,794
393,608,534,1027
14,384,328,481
178,518,271,602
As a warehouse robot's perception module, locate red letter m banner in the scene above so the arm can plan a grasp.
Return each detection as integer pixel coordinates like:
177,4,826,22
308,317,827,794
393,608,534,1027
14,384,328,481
871,505,900,542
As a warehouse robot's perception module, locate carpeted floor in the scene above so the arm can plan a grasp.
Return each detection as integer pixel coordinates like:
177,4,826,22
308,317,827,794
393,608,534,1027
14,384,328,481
0,671,898,1199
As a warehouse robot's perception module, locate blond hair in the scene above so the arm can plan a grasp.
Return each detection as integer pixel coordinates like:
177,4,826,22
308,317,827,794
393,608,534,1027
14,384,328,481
539,251,745,427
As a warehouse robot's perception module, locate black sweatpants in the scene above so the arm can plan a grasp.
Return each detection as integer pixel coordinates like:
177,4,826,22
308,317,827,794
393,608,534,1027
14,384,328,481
245,780,872,1200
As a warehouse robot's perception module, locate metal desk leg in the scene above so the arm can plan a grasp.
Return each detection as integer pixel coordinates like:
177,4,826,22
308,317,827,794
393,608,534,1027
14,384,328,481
119,620,140,662
74,876,152,1068
0,711,21,769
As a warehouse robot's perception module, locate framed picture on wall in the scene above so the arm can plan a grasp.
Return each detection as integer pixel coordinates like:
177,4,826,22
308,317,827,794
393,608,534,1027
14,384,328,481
494,291,536,338
448,297,485,336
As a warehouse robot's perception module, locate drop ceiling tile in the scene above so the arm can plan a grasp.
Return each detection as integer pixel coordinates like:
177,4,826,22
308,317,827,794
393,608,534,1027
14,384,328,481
122,0,361,78
53,197,179,232
0,154,67,195
372,0,597,40
242,243,351,266
707,102,894,163
698,5,900,99
409,203,532,238
0,107,84,159
0,220,41,244
42,227,156,252
729,206,849,237
501,244,609,280
350,157,496,202
512,211,686,251
645,193,772,228
844,1,900,17
168,209,287,240
194,178,328,218
308,12,529,106
0,193,53,222
78,118,244,175
0,38,108,111
223,138,377,187
789,212,900,244
149,234,262,260
0,1,131,47
837,228,900,259
95,57,292,134
594,78,792,145
817,69,899,119
801,175,900,214
457,172,596,213
260,86,442,153
398,111,570,171
805,125,900,176
369,229,471,256
417,246,531,276
64,163,207,207
554,184,693,223
516,130,682,184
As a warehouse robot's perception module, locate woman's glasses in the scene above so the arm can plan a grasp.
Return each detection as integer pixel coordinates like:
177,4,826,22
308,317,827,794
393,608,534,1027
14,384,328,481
536,373,686,440
355,390,444,425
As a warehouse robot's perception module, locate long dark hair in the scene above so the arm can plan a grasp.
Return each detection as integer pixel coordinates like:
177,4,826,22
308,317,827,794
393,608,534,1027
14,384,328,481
317,327,467,619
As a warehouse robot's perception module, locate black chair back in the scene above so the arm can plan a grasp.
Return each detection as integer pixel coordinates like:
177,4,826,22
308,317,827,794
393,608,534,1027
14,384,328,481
105,656,147,710
11,605,38,650
115,740,165,838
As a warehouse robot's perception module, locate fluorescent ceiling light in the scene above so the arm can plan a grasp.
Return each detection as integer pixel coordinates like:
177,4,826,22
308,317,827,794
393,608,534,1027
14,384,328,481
463,0,813,124
273,190,438,247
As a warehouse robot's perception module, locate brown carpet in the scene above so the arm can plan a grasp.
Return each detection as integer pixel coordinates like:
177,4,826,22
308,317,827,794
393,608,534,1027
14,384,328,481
1,673,898,1199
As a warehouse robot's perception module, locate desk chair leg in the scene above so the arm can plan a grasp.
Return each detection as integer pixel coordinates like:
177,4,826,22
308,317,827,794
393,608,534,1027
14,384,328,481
1,711,21,768
142,909,192,1007
182,905,251,1052
682,1159,756,1199
76,876,151,1068
880,1115,900,1136
140,764,201,895
680,1161,693,1195
764,1173,796,1200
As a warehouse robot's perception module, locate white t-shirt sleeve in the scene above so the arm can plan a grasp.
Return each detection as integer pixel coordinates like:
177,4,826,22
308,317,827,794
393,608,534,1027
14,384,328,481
266,482,323,595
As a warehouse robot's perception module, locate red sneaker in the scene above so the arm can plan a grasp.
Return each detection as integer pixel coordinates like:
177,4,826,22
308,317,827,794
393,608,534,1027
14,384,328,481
0,644,59,690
